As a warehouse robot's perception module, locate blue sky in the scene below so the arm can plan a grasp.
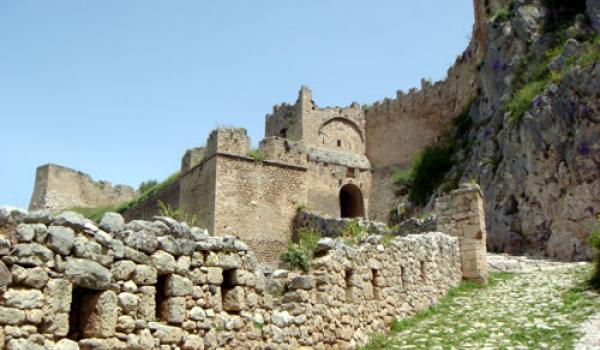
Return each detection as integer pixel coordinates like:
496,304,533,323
0,0,474,208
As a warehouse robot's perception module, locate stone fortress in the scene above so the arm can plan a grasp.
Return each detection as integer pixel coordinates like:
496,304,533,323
30,80,481,264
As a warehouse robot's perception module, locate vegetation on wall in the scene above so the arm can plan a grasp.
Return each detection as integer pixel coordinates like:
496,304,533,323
157,200,198,226
246,149,267,162
138,180,158,194
281,228,321,271
392,107,473,206
587,215,600,287
64,171,181,222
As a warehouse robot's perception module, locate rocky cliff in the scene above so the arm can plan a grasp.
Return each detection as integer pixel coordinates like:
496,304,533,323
446,0,600,260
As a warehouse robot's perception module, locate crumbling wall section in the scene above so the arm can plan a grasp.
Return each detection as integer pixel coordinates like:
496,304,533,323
0,210,462,349
435,184,488,282
29,164,136,212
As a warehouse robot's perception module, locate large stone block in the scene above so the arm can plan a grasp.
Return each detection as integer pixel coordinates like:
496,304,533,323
165,274,193,296
65,258,112,290
4,289,44,309
0,307,25,325
162,297,186,324
133,264,157,285
80,290,118,338
47,225,75,255
222,286,245,312
137,286,156,321
111,260,136,281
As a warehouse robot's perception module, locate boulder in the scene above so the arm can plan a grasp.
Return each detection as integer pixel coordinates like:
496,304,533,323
65,258,112,290
99,212,125,233
47,226,75,255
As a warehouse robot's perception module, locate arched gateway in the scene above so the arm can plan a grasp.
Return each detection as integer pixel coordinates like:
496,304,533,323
339,184,365,218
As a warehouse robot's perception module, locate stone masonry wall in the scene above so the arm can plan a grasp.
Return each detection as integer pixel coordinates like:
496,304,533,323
122,179,180,223
0,210,462,349
435,184,488,282
213,155,307,265
29,164,136,212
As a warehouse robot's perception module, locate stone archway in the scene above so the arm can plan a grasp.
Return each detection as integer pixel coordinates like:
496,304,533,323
340,184,365,218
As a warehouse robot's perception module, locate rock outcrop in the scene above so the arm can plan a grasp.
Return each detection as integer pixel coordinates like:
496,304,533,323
449,0,600,260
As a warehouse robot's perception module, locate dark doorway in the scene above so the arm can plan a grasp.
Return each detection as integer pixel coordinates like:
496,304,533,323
340,184,365,218
68,287,99,340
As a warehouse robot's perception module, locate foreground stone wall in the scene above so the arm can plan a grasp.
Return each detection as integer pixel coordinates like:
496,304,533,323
29,164,136,212
0,209,462,349
435,184,488,282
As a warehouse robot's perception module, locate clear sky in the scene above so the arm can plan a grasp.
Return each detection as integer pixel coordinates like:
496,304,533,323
0,0,474,208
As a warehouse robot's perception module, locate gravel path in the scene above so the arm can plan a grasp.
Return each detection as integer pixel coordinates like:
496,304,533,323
378,255,599,350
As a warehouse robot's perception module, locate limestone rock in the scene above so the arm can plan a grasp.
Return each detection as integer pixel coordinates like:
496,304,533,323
6,338,44,350
151,250,176,275
55,339,80,350
52,211,89,231
13,243,54,267
99,212,125,233
288,276,315,290
133,264,157,285
47,225,75,255
0,260,12,287
165,274,193,296
65,258,112,290
4,289,44,309
15,224,35,242
118,292,139,313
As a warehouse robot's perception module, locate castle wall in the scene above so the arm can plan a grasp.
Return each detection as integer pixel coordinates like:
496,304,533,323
0,212,462,349
122,179,180,222
213,155,307,265
29,164,136,212
179,157,218,234
365,39,481,221
305,159,371,218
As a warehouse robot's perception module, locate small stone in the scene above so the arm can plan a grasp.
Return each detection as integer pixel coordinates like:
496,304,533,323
22,266,49,288
54,339,80,350
0,306,25,325
13,243,54,267
118,292,139,314
165,274,193,296
0,260,12,287
288,275,315,290
183,334,204,350
314,237,336,254
151,250,176,275
111,260,136,280
133,265,157,285
189,306,206,321
15,224,36,242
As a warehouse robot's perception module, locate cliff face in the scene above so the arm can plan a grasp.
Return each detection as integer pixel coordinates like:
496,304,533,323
450,0,600,260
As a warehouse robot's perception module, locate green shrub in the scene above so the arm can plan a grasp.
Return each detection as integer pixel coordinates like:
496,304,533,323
118,171,180,213
492,8,510,23
157,200,198,226
341,220,367,245
407,145,455,206
138,180,158,193
587,215,600,286
67,206,117,222
506,80,547,124
247,149,266,162
281,228,321,271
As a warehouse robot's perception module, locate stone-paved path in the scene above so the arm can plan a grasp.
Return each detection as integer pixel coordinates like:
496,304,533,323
379,254,599,350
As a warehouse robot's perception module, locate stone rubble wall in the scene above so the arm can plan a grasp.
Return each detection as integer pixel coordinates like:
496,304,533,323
0,209,462,350
435,184,489,282
29,164,136,213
